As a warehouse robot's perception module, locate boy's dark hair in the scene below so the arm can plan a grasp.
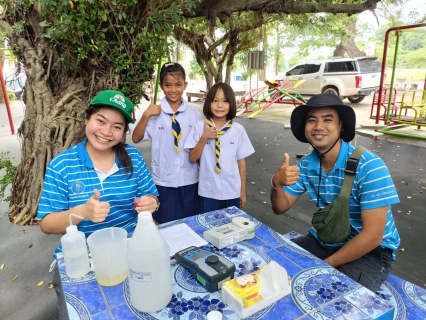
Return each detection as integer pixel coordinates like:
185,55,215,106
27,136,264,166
159,62,186,83
77,106,134,177
203,83,237,120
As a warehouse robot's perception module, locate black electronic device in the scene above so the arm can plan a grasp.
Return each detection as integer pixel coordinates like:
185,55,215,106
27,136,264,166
174,246,235,293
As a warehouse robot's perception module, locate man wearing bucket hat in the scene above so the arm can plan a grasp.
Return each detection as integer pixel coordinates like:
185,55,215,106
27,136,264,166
270,93,400,292
37,90,159,319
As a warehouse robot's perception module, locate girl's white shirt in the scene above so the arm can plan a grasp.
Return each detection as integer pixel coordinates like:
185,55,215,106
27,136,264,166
185,119,255,200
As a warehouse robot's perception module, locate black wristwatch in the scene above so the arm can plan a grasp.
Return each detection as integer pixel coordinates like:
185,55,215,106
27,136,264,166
147,195,160,212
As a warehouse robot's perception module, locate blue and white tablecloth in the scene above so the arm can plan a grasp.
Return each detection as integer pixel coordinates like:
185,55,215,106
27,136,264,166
58,207,426,320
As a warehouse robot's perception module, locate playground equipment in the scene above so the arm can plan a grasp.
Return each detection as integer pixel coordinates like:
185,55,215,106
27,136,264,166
369,87,398,121
397,89,426,126
372,23,426,138
236,79,307,118
235,86,268,117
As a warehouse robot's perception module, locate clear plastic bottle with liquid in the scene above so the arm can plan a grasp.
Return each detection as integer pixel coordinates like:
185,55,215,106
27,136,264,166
61,213,90,278
126,211,173,312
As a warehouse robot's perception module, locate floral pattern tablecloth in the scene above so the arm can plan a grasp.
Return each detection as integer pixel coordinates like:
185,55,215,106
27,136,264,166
59,207,426,320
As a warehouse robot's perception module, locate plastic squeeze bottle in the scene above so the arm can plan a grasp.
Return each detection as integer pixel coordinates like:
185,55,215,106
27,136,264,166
60,213,90,278
126,211,173,312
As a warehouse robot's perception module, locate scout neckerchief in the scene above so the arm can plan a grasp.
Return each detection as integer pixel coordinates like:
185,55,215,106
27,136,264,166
204,118,233,173
166,111,182,153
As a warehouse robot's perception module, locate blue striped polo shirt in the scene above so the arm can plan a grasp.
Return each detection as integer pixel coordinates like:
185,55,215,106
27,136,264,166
37,139,158,258
284,140,400,259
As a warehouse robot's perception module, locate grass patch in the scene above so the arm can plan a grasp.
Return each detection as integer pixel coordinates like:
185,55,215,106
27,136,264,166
386,69,426,80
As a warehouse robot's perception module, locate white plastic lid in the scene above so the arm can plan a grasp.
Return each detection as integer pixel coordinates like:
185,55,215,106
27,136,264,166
66,225,78,234
206,311,222,320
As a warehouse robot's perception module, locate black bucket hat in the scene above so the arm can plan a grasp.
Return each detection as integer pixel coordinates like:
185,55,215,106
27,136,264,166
290,94,356,143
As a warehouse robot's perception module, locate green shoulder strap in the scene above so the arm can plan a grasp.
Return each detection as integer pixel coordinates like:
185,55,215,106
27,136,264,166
340,146,367,198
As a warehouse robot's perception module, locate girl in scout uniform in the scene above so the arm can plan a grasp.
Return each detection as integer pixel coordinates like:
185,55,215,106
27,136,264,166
185,83,255,213
131,62,203,223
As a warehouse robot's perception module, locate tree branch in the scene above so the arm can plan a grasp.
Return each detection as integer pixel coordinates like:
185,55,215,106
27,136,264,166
186,0,381,19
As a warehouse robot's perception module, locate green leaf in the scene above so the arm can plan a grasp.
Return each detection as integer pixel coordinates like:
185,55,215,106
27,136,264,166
153,22,161,31
39,20,51,27
172,14,180,24
12,275,18,281
0,264,5,270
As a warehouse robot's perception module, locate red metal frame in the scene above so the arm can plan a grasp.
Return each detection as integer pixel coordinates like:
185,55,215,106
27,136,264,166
236,80,305,117
370,87,398,121
0,63,15,134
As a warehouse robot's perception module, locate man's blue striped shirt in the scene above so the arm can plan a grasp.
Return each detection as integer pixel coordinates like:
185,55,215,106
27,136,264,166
284,141,400,259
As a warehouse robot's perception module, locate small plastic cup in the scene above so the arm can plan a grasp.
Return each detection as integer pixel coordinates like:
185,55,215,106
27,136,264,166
206,311,223,320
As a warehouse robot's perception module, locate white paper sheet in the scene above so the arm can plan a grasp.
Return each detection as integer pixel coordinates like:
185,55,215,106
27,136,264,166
159,223,208,257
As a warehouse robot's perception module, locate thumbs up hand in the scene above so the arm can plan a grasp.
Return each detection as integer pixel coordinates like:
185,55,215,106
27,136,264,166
273,153,300,188
146,99,161,117
282,153,291,168
202,123,217,140
85,189,110,222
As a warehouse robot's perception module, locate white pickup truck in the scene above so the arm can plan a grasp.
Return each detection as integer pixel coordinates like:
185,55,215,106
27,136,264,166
283,56,382,103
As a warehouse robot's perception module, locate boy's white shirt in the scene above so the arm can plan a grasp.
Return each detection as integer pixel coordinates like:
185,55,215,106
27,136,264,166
130,98,203,187
184,119,255,200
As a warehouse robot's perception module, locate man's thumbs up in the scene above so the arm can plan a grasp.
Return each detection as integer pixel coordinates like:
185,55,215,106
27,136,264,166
274,153,300,188
283,153,290,166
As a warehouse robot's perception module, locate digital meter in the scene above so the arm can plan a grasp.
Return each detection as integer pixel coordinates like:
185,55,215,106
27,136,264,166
174,246,235,292
203,217,255,249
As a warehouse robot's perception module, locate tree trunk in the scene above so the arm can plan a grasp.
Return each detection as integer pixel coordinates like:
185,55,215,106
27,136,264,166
224,58,233,84
274,25,281,76
334,23,366,58
343,39,366,58
8,35,115,224
224,33,238,84
8,40,88,224
205,72,214,88
333,44,346,57
200,65,214,88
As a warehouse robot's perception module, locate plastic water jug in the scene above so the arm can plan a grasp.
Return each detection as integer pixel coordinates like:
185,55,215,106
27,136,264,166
87,227,128,286
61,213,90,278
126,211,173,312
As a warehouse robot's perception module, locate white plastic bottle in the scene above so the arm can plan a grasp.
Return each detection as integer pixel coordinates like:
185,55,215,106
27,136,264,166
61,213,90,278
126,211,173,312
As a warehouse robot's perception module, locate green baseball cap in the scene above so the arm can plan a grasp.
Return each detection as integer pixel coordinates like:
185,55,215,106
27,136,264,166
89,90,135,123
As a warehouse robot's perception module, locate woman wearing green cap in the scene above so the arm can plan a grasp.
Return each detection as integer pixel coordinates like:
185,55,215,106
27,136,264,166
37,90,159,319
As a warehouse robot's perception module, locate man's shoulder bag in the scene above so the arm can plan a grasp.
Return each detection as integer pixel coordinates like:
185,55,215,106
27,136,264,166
311,146,366,244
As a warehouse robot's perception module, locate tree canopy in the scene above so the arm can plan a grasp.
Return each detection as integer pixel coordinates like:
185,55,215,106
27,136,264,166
0,0,385,224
